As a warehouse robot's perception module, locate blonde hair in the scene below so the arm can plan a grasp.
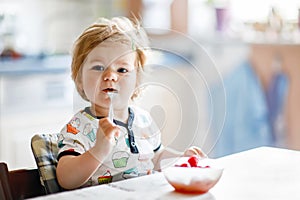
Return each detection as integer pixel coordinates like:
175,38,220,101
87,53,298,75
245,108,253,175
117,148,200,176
71,16,149,101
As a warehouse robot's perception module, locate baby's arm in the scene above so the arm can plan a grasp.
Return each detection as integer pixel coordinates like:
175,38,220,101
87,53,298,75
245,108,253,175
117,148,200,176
56,118,119,189
56,152,101,189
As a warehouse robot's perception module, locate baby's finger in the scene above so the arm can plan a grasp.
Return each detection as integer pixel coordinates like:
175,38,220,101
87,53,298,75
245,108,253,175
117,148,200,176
184,146,208,158
99,118,117,134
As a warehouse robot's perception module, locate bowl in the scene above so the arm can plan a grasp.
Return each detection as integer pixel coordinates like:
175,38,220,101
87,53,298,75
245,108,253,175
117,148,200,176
161,157,223,194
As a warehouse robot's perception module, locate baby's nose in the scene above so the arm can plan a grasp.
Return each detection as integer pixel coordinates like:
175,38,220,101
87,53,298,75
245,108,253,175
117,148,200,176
103,68,118,81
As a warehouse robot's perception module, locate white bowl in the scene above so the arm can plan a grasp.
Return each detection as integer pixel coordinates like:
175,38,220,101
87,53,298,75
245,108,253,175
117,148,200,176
161,157,223,194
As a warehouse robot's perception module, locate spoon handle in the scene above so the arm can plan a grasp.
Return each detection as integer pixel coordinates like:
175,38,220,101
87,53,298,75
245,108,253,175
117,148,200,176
107,92,115,122
108,100,114,122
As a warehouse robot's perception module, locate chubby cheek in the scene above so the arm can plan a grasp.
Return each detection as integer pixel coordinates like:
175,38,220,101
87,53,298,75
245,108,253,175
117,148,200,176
116,76,137,104
82,75,102,102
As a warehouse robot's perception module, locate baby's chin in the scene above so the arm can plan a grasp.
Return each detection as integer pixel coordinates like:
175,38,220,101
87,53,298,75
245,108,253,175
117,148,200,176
89,103,109,112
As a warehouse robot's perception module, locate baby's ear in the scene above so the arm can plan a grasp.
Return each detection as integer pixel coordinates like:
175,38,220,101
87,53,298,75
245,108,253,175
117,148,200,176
75,76,83,93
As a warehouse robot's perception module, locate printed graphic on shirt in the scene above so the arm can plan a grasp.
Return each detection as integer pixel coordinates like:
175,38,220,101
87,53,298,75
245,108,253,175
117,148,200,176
66,117,81,134
58,134,65,148
125,136,130,147
112,151,130,168
65,148,75,152
83,123,96,142
98,170,113,185
83,111,96,121
122,167,138,179
73,139,85,149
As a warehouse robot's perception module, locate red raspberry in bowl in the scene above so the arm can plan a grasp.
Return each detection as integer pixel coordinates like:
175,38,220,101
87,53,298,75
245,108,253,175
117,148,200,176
187,155,199,167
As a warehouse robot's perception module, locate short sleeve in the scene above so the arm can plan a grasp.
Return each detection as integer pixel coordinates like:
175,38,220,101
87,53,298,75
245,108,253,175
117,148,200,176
57,111,98,158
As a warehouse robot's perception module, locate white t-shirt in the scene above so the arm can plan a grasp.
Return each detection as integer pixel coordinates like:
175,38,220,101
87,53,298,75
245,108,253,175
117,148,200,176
57,106,161,186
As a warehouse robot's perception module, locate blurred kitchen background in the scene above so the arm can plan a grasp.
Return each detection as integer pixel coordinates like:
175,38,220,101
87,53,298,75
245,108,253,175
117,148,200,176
1,0,300,169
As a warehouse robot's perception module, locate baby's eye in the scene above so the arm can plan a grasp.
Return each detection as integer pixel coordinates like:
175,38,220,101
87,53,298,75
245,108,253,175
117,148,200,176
92,65,105,71
117,67,128,73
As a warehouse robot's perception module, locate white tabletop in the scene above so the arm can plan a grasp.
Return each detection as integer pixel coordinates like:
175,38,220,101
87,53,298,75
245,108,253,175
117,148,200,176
30,147,300,200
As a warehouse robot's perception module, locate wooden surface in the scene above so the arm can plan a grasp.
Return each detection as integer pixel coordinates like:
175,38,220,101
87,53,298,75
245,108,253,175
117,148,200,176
29,147,300,200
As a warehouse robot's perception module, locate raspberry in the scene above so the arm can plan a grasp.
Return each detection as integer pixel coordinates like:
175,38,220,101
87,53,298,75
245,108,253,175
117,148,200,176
197,165,211,168
187,155,199,167
180,163,190,167
175,163,190,167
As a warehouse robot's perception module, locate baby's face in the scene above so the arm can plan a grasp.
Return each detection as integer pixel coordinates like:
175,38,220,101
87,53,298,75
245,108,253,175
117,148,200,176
81,40,137,114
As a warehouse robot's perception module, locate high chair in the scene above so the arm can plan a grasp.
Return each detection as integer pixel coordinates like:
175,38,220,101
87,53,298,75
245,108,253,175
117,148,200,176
30,133,63,195
0,162,45,200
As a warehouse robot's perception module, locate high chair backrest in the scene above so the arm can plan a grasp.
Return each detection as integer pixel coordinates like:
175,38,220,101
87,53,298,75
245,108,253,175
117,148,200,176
0,162,12,200
0,162,45,200
31,133,63,194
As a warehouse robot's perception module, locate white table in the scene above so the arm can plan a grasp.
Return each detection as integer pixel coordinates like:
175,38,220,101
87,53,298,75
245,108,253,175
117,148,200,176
30,147,300,200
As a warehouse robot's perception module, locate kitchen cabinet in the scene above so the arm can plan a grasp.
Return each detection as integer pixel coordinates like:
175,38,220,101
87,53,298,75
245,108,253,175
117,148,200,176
0,55,74,169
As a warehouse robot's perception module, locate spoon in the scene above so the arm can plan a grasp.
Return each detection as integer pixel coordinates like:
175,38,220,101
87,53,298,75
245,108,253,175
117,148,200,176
107,91,118,144
107,91,117,122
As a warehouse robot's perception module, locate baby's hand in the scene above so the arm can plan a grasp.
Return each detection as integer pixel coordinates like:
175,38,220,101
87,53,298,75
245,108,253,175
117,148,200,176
98,118,120,145
89,118,120,163
183,146,208,159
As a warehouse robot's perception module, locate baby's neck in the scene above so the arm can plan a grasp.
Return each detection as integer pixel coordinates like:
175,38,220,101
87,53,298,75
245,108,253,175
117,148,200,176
112,108,129,123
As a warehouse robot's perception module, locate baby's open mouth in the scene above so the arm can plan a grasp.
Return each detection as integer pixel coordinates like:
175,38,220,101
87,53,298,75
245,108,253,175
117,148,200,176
103,88,118,93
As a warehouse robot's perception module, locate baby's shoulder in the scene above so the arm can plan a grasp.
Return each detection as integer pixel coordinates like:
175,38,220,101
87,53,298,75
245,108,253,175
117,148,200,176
68,108,97,124
130,105,151,117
